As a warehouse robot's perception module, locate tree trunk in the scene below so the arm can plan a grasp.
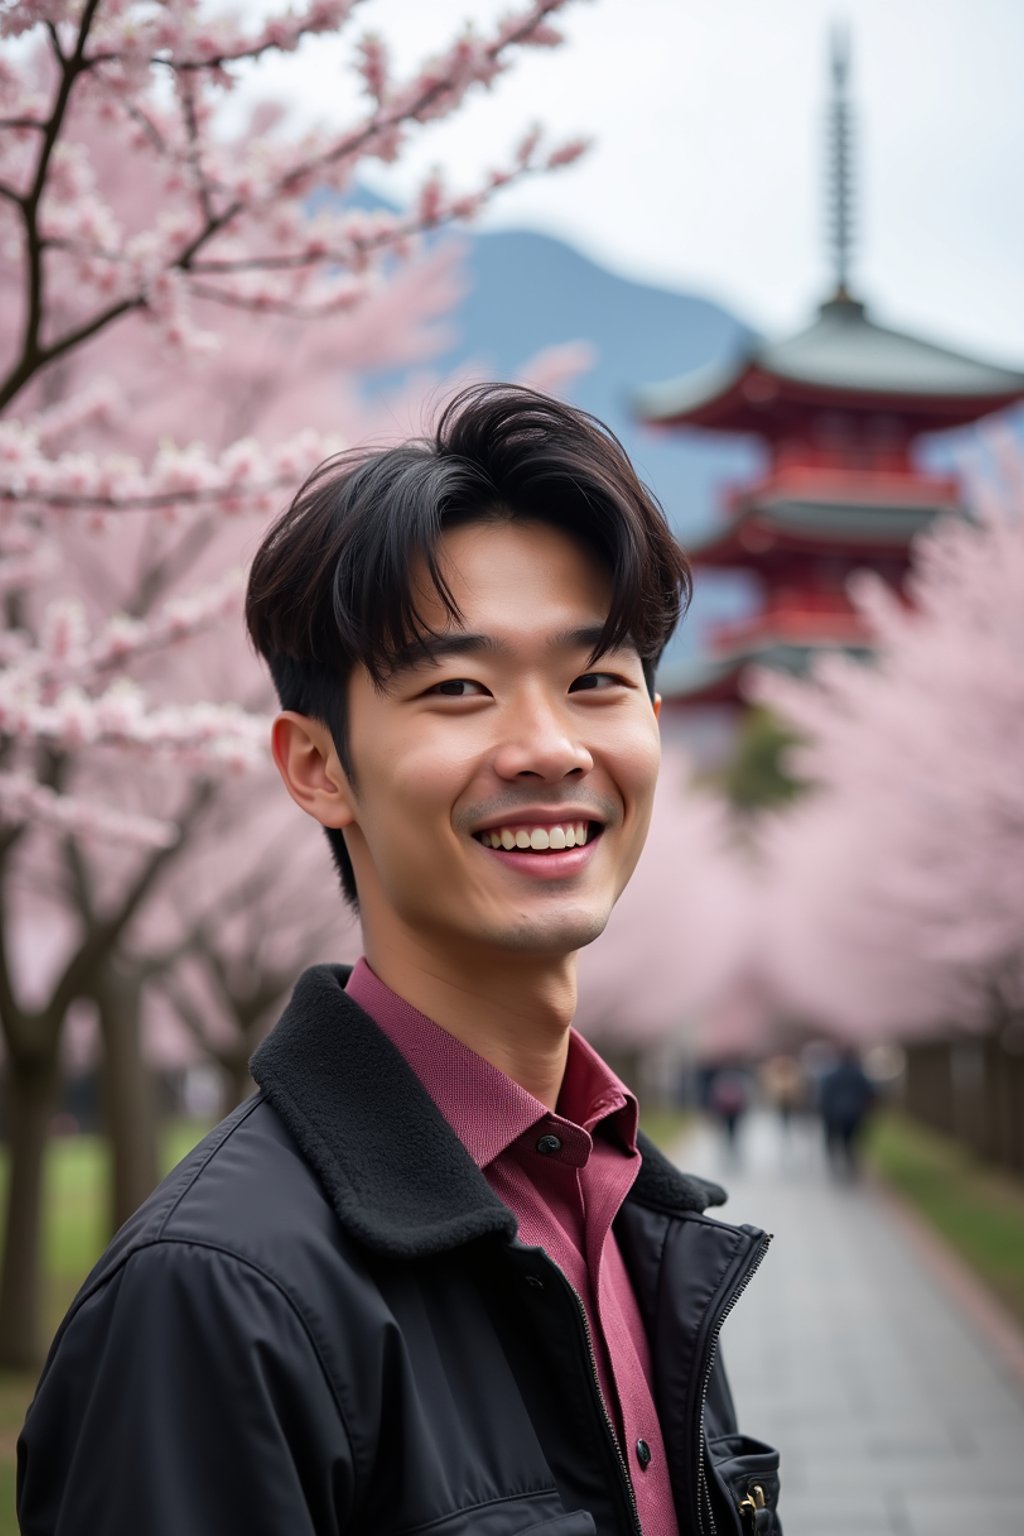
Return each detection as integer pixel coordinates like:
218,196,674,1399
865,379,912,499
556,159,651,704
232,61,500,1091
950,1039,987,1160
95,961,160,1235
987,1026,1019,1176
1009,1050,1024,1177
902,1039,955,1137
0,1048,61,1370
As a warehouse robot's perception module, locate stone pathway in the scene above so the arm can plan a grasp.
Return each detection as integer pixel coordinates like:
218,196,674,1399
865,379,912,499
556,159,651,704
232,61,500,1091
670,1111,1024,1536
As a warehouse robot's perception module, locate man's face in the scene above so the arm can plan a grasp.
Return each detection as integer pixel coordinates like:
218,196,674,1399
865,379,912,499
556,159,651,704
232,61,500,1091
340,519,662,966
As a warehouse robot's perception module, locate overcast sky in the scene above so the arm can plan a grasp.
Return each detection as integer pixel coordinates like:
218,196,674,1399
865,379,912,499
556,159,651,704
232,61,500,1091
246,0,1024,366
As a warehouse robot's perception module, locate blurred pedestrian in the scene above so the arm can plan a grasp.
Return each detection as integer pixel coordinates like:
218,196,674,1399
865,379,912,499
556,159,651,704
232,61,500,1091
819,1047,877,1179
709,1067,751,1160
761,1054,805,1136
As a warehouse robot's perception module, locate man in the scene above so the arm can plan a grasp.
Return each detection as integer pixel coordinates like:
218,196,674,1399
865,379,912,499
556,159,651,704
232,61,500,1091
820,1046,877,1180
19,386,781,1535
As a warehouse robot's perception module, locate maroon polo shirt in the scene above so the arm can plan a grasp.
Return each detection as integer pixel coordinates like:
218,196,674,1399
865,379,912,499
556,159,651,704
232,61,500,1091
346,958,679,1536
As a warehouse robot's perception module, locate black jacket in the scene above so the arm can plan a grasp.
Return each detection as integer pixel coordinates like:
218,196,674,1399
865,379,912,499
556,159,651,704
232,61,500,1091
19,965,781,1536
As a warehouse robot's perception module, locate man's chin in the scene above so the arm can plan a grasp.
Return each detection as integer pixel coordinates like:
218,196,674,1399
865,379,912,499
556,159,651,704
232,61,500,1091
488,908,612,957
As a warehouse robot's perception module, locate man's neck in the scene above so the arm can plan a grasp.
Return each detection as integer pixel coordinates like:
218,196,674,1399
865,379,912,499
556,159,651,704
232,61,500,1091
360,936,577,1111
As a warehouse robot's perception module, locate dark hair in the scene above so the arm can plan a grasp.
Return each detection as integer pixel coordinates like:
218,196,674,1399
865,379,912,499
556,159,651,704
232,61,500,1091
246,383,691,907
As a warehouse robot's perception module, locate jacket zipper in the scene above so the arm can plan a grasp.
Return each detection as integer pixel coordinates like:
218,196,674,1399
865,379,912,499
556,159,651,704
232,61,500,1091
564,1274,643,1536
695,1233,772,1536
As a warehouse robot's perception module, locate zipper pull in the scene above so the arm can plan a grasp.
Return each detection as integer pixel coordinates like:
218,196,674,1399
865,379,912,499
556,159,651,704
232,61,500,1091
738,1484,773,1532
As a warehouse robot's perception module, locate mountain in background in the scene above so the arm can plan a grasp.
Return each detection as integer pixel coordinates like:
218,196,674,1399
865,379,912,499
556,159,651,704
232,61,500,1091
428,228,763,535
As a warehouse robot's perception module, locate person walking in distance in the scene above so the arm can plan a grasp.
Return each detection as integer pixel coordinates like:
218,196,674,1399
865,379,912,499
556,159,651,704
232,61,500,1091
820,1046,877,1180
709,1067,751,1162
19,386,782,1536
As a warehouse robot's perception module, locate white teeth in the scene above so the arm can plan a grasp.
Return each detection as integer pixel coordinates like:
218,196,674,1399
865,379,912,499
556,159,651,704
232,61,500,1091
479,820,595,850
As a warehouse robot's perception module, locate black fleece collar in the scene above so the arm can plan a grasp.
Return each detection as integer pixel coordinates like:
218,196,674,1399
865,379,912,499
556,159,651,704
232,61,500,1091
250,964,725,1259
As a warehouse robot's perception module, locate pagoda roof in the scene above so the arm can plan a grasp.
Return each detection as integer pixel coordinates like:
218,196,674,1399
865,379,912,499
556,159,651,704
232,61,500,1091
636,296,1024,433
689,496,942,564
658,633,873,707
688,463,962,566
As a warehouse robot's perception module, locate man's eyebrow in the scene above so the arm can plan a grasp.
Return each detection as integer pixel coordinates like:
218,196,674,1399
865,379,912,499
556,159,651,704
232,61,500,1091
386,632,507,675
552,624,637,658
385,624,637,678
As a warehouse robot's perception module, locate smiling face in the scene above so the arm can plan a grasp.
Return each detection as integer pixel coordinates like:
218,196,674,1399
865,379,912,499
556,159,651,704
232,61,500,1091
332,518,662,972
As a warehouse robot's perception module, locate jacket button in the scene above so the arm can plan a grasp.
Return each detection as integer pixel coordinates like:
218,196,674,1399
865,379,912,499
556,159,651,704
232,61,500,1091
536,1133,562,1155
636,1439,652,1470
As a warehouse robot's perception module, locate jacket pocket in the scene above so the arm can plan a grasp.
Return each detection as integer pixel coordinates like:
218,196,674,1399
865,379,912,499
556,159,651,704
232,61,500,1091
707,1432,782,1534
520,1516,597,1536
403,1492,597,1536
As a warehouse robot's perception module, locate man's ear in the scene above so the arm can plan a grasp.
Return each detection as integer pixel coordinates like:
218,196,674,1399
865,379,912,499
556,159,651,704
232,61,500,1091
271,712,355,829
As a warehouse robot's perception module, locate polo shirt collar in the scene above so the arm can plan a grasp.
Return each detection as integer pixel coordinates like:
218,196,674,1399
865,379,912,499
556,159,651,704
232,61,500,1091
345,957,639,1170
250,964,726,1259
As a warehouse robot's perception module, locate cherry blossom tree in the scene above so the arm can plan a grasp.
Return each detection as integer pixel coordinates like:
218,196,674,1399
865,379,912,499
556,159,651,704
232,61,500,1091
0,0,591,1368
751,447,1024,1062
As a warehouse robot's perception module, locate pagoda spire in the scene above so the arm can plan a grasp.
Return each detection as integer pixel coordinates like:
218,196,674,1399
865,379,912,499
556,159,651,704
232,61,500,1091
827,22,855,301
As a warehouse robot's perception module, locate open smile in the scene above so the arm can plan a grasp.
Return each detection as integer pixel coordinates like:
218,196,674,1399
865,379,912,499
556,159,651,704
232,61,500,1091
474,819,598,852
471,818,606,878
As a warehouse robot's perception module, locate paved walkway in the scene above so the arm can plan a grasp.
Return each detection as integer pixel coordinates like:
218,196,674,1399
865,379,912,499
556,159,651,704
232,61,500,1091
670,1111,1024,1536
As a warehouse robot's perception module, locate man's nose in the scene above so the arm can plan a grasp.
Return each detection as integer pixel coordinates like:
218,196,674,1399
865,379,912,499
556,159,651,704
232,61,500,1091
492,694,594,781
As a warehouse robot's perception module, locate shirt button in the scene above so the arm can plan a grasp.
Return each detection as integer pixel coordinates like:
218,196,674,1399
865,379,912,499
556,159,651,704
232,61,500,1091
636,1439,652,1471
535,1133,562,1155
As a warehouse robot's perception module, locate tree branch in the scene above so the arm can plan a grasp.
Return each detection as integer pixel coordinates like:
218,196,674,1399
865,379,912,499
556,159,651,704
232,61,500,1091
154,970,221,1060
0,467,290,514
61,825,97,928
120,100,170,157
130,517,220,615
178,73,216,227
171,0,570,272
47,776,217,1022
9,0,105,412
45,20,68,68
0,295,145,412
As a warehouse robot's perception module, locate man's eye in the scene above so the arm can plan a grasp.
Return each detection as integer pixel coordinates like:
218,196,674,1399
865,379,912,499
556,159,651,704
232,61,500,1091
569,672,621,693
426,679,487,698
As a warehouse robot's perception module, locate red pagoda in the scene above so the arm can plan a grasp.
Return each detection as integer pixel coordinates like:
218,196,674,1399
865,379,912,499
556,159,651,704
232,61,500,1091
640,35,1024,711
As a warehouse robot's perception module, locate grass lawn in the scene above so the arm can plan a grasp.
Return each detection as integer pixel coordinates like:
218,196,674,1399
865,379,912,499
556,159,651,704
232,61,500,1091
868,1109,1024,1328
